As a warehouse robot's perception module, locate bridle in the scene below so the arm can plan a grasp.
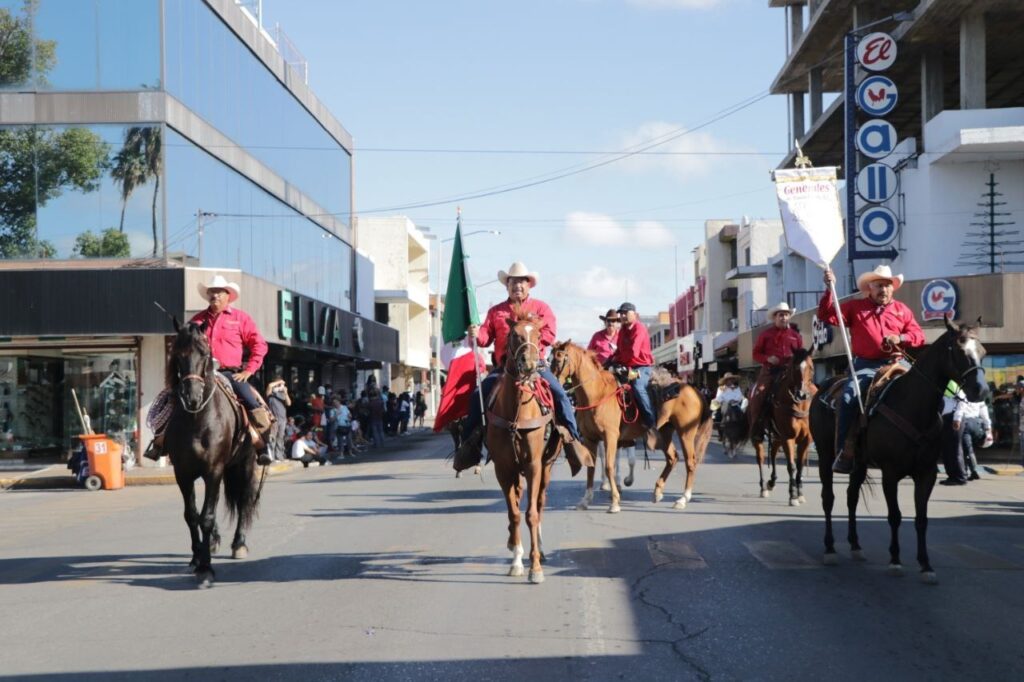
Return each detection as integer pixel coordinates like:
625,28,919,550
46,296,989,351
505,328,542,381
899,330,986,404
177,355,215,414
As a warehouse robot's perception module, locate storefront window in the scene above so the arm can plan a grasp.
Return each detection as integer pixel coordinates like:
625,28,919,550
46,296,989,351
982,354,1024,390
0,350,137,459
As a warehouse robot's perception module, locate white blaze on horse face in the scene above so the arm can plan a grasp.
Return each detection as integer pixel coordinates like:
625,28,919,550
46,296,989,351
963,338,981,364
524,325,534,336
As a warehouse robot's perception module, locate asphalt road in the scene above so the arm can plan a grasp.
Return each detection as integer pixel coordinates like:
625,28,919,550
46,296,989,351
1,432,1023,681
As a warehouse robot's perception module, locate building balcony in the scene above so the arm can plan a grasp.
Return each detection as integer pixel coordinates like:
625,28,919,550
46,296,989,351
717,224,740,242
720,287,738,302
726,264,769,281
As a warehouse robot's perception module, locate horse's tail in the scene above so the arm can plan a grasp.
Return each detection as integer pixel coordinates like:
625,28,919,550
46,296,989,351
223,440,260,530
693,387,714,466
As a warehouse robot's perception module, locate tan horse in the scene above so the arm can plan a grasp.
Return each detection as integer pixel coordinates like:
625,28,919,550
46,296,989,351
751,348,816,505
550,341,714,512
486,310,560,584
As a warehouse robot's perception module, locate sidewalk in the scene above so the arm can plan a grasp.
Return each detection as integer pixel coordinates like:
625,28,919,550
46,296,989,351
0,425,448,491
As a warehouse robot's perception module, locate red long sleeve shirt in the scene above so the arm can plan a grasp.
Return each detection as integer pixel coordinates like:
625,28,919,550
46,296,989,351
816,292,925,361
613,321,653,367
753,326,803,367
190,306,268,373
476,297,556,366
587,330,618,365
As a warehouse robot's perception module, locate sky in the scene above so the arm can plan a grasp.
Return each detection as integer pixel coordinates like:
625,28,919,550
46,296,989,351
264,0,791,341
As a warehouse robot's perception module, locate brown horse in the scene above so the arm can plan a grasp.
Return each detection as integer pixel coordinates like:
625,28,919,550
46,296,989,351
486,310,560,584
751,348,816,505
550,341,714,512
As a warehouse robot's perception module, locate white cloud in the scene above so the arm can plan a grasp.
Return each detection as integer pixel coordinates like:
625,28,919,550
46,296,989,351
565,212,675,248
619,120,747,181
627,0,726,9
555,265,642,301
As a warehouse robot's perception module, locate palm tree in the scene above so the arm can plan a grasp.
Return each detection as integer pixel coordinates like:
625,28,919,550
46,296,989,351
110,126,162,255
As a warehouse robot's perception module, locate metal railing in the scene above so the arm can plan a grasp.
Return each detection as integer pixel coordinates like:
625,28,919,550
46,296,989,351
787,290,824,312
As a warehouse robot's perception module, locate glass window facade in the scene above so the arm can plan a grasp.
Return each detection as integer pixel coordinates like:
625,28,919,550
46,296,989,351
0,0,160,91
0,123,163,259
164,0,351,223
165,128,352,310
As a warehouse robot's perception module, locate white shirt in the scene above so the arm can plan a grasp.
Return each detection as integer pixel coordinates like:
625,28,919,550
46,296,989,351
953,400,991,430
715,386,744,405
291,438,314,459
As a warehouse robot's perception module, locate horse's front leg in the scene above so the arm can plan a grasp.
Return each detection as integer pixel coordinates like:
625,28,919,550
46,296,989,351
753,438,769,498
524,456,545,584
195,473,223,588
782,437,799,506
604,434,621,514
845,464,868,560
577,455,596,511
795,434,809,504
819,457,837,564
882,473,904,576
653,428,676,504
494,461,523,577
768,435,778,491
175,474,201,569
674,428,697,510
913,469,938,584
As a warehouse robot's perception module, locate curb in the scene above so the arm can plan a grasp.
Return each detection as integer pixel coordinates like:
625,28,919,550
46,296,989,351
1,459,301,491
982,464,1024,477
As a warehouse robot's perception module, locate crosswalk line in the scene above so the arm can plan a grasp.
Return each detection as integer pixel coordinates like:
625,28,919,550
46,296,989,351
932,544,1022,570
647,539,707,569
743,540,818,570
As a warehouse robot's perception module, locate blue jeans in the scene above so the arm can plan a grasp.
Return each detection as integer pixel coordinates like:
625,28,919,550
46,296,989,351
461,366,581,441
836,357,909,453
630,365,655,428
221,371,260,410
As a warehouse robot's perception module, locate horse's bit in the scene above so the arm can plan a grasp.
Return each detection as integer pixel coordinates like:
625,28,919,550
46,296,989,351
177,362,215,414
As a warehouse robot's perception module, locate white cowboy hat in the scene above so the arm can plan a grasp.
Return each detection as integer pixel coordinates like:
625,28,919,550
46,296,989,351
857,264,903,295
197,274,240,303
766,301,792,317
497,261,538,287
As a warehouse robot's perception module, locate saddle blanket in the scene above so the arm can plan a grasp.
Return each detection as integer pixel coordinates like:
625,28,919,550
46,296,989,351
146,373,234,435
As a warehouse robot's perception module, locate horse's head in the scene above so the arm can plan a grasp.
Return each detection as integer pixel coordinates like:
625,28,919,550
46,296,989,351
549,340,577,385
504,311,545,379
168,322,214,412
940,315,989,402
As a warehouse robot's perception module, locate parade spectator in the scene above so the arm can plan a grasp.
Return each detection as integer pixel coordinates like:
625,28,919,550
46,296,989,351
413,390,427,429
368,388,386,448
939,382,968,486
309,390,325,427
954,396,992,481
398,390,412,435
324,398,340,452
291,428,328,467
385,393,399,436
266,377,291,461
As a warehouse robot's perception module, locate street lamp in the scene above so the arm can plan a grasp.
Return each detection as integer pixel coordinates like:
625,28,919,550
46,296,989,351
424,228,500,419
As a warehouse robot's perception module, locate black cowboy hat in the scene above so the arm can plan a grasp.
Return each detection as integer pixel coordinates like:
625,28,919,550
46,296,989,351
599,309,621,322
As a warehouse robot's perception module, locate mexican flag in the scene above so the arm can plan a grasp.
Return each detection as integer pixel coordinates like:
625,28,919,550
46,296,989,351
433,346,486,433
440,219,481,343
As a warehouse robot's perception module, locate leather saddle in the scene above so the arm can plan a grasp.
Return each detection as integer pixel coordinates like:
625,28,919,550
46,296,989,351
823,362,908,451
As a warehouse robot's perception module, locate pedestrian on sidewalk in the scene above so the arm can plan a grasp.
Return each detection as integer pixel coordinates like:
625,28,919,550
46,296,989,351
954,396,992,481
368,388,385,448
266,377,291,461
413,390,427,429
940,382,969,486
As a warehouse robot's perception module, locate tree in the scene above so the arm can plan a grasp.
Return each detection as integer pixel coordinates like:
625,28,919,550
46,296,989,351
111,127,162,255
73,228,131,258
0,127,109,258
0,1,56,88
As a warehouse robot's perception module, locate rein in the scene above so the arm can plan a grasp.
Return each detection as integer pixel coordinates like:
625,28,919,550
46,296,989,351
555,350,639,423
177,366,215,414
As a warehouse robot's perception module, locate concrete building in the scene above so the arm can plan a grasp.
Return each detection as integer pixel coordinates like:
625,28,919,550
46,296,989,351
0,0,397,462
741,0,1024,381
355,217,432,395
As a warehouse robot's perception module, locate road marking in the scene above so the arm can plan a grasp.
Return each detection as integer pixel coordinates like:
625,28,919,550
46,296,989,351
647,539,707,569
933,544,1021,570
743,540,818,570
579,577,607,655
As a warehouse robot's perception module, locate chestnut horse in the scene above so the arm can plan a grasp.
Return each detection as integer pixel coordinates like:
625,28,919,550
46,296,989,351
809,317,989,583
550,341,714,513
486,310,561,584
751,348,816,505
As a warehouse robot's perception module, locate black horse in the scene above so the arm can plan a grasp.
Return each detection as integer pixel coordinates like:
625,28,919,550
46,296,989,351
719,402,748,458
165,322,262,588
810,316,988,583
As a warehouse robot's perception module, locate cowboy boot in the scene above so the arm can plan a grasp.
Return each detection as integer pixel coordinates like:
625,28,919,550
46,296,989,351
453,426,484,472
248,407,274,466
143,433,165,461
555,425,594,474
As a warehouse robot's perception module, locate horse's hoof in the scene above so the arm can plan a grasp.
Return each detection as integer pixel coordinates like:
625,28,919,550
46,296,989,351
823,553,839,566
673,498,687,510
797,495,806,504
851,549,866,562
653,489,664,503
195,570,215,588
607,503,621,514
528,570,545,584
455,470,462,479
789,498,800,507
509,565,525,577
473,466,481,475
623,475,634,488
600,481,611,492
231,546,248,560
767,481,776,491
887,563,905,577
575,501,589,511
920,571,939,585
760,490,770,498
684,491,693,503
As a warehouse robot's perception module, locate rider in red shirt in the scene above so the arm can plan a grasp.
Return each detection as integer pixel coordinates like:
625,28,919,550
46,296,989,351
587,309,621,366
611,302,656,428
819,264,925,473
747,302,803,441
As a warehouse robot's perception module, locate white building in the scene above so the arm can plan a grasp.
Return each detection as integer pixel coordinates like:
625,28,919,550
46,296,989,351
354,216,433,393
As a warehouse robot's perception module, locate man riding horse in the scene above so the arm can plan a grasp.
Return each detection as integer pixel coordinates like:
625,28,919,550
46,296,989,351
748,302,802,442
819,264,925,474
587,309,621,365
453,261,586,472
609,302,656,429
149,274,274,466
713,372,745,422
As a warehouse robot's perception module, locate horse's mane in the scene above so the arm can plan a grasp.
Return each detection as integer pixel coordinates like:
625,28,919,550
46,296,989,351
166,323,211,387
509,305,544,326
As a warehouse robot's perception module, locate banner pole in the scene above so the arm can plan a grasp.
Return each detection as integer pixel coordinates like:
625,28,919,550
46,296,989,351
826,275,864,413
457,215,487,428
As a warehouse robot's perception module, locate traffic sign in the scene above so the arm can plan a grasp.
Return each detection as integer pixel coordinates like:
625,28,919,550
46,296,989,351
856,76,898,116
856,163,898,202
857,32,897,72
857,206,899,247
856,119,898,159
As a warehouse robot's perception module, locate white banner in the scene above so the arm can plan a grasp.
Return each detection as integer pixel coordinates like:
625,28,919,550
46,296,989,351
773,167,845,266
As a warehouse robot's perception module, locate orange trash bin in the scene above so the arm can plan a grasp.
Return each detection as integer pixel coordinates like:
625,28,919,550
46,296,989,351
79,434,125,491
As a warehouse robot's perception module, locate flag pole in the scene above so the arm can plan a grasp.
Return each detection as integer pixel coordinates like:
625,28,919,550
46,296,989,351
456,207,488,427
